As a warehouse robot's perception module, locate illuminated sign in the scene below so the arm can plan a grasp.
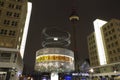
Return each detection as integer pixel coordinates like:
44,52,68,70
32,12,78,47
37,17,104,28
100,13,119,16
72,73,89,76
36,54,73,62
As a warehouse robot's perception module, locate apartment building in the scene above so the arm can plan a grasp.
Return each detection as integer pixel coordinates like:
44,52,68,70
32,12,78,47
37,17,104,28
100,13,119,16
0,0,29,79
87,19,120,79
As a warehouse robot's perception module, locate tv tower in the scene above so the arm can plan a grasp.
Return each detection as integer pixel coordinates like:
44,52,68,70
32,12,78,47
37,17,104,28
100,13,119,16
69,0,80,71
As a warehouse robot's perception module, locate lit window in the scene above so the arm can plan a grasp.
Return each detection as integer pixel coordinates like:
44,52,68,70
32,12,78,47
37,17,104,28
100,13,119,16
17,45,19,49
54,37,58,41
19,37,21,42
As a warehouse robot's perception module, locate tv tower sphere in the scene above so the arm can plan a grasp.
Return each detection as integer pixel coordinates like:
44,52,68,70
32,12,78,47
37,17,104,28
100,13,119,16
69,8,79,22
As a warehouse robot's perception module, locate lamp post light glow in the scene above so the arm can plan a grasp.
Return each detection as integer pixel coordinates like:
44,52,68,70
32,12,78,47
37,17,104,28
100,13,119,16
89,68,94,80
89,68,94,73
53,37,58,41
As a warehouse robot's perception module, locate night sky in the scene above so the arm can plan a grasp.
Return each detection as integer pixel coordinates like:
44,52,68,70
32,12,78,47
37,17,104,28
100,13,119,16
23,0,120,74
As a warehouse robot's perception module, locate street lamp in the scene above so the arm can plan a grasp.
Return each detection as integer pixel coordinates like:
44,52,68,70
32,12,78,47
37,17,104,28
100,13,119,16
89,68,94,80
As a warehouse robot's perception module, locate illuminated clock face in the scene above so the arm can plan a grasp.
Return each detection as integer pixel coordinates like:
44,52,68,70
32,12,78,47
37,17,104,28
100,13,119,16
35,48,75,73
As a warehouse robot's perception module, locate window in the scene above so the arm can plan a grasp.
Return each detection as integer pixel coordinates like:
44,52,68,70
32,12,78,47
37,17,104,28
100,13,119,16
118,28,120,31
111,43,114,47
0,1,4,7
13,54,17,63
17,0,25,2
0,10,1,16
110,58,113,62
109,51,112,55
113,35,117,39
6,11,12,16
3,20,10,25
113,50,116,53
11,21,18,26
107,44,110,49
9,30,16,36
110,23,113,26
115,41,118,46
1,53,11,57
117,48,120,52
0,29,4,34
4,30,7,35
103,27,107,31
0,29,8,35
107,25,110,29
110,36,113,40
116,22,119,26
13,13,17,17
17,0,21,2
16,5,22,10
115,57,118,61
112,28,115,33
105,32,108,36
8,4,15,8
119,34,120,38
109,31,112,35
106,38,109,42
13,13,20,18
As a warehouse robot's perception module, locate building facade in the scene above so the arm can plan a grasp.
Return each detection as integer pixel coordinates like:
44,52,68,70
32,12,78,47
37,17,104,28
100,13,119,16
0,0,27,57
102,19,120,64
87,32,100,67
0,0,29,79
87,19,120,80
